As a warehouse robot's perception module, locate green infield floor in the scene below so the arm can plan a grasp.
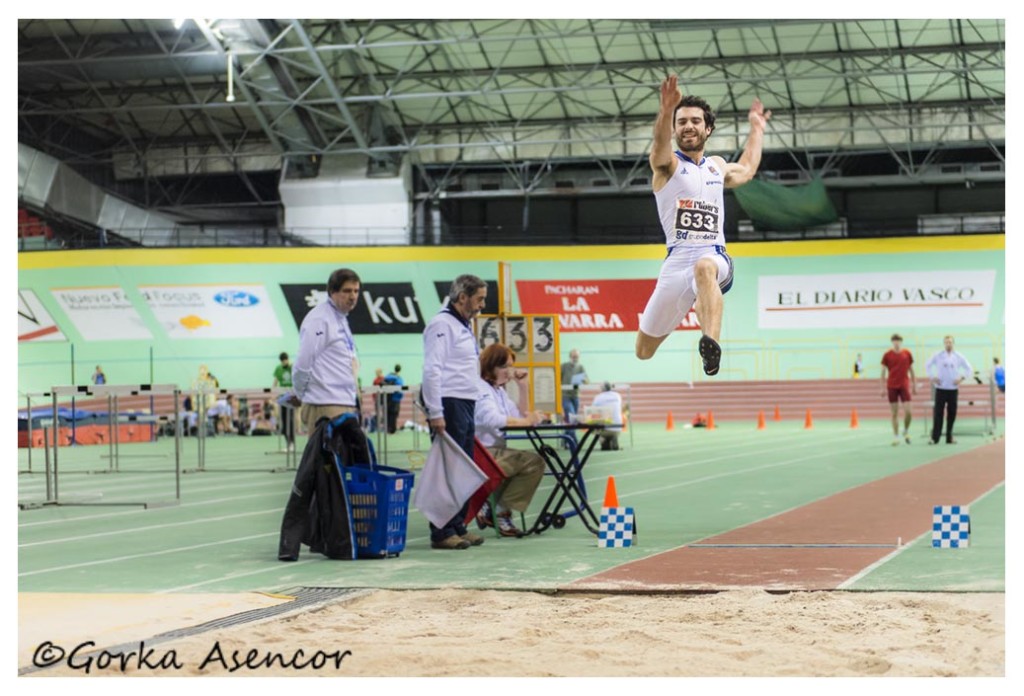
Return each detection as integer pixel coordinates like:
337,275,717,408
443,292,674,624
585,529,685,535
18,419,1004,594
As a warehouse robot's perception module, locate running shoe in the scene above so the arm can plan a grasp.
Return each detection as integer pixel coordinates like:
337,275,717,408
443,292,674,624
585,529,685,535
699,335,722,376
476,502,495,530
497,516,522,537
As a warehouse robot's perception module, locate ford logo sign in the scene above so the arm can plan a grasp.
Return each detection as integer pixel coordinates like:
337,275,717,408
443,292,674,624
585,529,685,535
214,291,260,308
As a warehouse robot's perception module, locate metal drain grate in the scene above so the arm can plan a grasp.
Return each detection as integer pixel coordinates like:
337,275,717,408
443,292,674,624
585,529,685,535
20,587,366,676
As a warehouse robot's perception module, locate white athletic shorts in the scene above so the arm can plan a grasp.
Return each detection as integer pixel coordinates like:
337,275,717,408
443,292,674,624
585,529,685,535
638,245,734,338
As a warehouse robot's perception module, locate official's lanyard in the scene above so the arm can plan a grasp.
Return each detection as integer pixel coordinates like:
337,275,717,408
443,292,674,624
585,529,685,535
339,315,355,353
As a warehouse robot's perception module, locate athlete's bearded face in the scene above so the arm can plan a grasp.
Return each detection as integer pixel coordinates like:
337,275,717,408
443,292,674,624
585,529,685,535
674,106,712,153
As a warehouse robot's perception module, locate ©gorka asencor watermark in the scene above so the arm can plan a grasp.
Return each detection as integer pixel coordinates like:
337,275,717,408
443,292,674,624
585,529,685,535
31,639,353,674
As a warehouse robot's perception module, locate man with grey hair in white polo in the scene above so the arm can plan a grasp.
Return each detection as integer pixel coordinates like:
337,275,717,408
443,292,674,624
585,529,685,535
421,274,489,550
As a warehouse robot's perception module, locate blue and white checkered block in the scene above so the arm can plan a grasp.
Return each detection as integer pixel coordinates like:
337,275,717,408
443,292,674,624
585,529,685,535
932,505,970,548
598,506,634,548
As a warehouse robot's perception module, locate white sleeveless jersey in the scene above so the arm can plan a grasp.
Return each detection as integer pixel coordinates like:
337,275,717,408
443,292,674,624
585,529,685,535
654,152,727,251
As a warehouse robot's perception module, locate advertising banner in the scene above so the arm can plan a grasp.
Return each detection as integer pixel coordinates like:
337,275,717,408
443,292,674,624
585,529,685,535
19,289,65,342
50,286,152,340
140,284,282,338
758,270,997,329
432,280,500,316
516,279,700,332
281,282,426,334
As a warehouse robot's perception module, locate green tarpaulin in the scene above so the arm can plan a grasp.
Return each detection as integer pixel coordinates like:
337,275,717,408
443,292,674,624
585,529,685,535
734,177,838,231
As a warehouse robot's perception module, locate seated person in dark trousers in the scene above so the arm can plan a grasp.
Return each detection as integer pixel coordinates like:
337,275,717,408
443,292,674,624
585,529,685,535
249,401,278,435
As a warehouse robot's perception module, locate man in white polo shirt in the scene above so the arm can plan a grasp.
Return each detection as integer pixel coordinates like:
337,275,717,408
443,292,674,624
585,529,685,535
925,335,973,445
421,274,489,550
591,382,625,451
292,268,362,432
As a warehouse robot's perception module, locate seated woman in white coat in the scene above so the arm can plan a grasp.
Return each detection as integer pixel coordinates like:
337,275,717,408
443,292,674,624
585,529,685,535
474,343,547,537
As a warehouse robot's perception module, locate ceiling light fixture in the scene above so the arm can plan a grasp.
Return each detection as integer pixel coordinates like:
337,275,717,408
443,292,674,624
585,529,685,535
226,52,236,102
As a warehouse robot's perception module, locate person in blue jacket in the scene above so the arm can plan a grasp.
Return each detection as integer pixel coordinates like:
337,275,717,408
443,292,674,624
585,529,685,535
384,364,405,434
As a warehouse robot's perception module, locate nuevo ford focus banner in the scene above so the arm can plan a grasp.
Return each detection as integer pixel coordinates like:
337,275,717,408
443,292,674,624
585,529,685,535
50,286,152,340
139,284,283,338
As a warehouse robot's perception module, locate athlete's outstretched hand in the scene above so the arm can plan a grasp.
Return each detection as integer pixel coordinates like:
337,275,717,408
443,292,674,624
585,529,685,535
660,75,682,113
748,98,772,130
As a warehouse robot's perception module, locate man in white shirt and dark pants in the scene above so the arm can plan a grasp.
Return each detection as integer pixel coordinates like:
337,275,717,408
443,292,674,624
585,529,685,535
292,268,362,432
591,382,624,450
925,335,973,445
421,274,489,550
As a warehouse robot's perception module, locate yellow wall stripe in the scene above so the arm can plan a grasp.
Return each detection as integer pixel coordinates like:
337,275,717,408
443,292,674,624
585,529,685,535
18,234,1004,270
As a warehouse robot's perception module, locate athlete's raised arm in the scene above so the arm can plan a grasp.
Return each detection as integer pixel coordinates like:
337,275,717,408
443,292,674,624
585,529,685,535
650,75,681,191
721,97,771,189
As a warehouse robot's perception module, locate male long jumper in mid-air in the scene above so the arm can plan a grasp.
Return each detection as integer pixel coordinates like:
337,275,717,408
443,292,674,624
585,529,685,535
635,74,770,376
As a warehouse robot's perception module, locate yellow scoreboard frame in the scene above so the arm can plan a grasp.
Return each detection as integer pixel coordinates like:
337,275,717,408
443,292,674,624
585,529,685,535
473,262,562,415
473,313,562,415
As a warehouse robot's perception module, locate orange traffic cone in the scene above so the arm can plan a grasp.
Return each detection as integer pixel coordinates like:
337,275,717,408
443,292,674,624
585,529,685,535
804,409,814,429
757,410,766,430
707,410,716,430
850,408,859,429
665,411,675,431
603,476,620,508
773,404,782,421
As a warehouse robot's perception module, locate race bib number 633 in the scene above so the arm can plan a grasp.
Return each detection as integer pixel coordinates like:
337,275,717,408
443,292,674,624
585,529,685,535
674,199,720,243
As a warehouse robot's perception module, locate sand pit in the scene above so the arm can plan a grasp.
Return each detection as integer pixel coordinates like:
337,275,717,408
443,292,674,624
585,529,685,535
22,589,1004,677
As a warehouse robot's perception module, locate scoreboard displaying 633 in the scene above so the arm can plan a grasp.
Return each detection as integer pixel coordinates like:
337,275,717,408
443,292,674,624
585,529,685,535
473,314,561,416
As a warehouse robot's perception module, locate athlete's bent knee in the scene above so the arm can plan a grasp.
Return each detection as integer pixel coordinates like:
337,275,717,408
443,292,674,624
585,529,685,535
635,344,655,360
635,335,656,360
694,257,718,283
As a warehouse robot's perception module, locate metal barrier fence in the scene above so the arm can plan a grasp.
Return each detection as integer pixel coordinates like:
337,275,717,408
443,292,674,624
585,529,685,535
183,386,298,474
19,384,182,510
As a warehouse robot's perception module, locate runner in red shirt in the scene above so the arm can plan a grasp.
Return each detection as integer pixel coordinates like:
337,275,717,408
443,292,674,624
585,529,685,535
880,333,917,445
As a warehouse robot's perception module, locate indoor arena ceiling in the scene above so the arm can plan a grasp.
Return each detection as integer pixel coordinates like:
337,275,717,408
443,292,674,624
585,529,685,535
19,18,1005,217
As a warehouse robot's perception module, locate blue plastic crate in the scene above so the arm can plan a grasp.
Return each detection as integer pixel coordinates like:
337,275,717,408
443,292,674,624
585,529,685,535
339,464,415,558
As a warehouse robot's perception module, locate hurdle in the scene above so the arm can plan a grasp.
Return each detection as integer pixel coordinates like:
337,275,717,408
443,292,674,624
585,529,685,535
408,387,434,456
184,386,298,473
92,385,169,473
362,382,417,467
19,390,53,475
18,384,183,510
21,387,166,475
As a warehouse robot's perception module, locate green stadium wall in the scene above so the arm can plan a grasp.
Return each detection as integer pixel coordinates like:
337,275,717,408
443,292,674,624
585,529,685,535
18,236,1004,396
